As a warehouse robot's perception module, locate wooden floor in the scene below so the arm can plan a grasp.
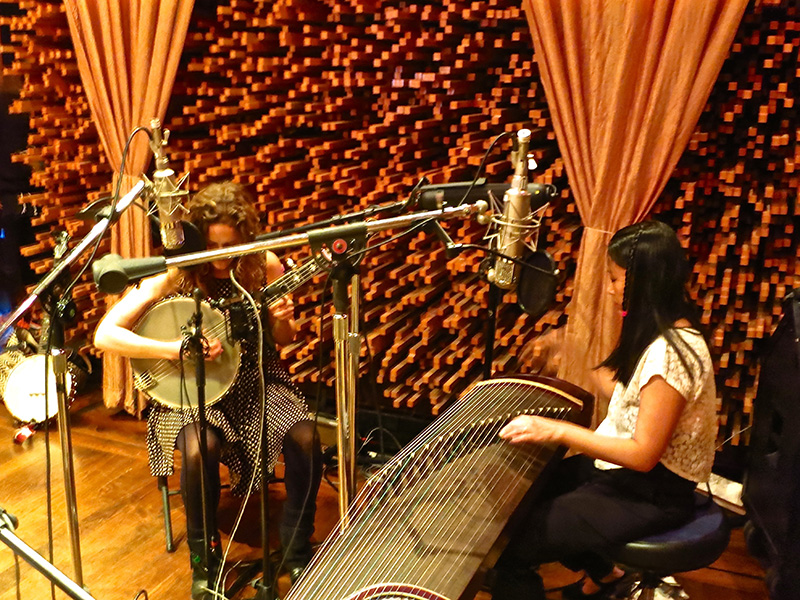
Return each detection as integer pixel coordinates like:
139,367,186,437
0,385,769,600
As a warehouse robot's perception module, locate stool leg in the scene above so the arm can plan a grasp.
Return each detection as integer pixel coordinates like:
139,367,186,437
621,575,689,600
157,476,175,553
654,576,690,599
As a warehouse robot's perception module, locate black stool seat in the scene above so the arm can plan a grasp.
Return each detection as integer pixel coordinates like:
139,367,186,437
610,496,730,575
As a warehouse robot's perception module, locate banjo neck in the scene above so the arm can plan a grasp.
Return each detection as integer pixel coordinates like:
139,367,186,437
253,256,324,308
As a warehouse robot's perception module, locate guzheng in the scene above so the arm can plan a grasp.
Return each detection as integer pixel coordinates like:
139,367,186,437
287,375,593,600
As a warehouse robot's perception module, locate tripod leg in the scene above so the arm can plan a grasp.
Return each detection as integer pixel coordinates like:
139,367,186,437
0,511,96,600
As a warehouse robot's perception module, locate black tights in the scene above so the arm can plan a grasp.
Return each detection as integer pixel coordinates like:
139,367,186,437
176,420,322,568
279,420,323,567
176,424,223,539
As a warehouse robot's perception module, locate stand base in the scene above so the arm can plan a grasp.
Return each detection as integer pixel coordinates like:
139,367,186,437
617,575,690,600
0,515,96,600
220,553,286,600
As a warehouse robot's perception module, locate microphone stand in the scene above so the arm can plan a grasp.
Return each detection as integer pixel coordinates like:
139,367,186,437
0,508,98,600
0,179,147,589
483,284,502,380
94,201,489,520
327,249,364,523
182,289,219,596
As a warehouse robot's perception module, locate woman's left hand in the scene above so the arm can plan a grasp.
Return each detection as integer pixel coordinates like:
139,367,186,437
267,296,294,322
499,415,564,445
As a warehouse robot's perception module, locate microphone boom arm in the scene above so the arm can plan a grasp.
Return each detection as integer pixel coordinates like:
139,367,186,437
0,179,148,339
93,200,489,293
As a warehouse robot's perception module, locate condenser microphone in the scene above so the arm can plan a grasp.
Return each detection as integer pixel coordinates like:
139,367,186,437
149,119,188,251
488,128,532,290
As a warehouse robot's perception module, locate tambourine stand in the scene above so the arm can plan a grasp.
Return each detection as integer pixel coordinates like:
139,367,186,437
53,345,84,586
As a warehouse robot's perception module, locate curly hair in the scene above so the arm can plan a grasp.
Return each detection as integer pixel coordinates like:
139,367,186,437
176,181,266,294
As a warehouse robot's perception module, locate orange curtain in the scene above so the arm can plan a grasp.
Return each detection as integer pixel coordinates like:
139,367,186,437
64,0,194,413
522,0,747,416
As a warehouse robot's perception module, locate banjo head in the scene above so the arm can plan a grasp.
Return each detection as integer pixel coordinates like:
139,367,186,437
3,355,73,423
130,297,241,409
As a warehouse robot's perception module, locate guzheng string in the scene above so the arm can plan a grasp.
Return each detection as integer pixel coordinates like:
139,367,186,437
293,379,550,599
299,380,569,600
141,259,319,384
412,387,569,589
288,378,580,600
396,383,567,591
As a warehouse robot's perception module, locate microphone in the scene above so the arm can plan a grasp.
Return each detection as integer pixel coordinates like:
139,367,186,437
149,119,189,251
487,128,533,290
417,178,549,211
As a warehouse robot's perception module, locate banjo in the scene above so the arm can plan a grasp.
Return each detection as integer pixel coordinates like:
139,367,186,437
131,257,323,409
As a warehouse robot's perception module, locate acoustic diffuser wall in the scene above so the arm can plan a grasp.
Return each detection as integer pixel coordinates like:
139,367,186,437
1,0,797,446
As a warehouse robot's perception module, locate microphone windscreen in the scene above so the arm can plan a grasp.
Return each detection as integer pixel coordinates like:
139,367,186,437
517,250,558,319
92,254,167,294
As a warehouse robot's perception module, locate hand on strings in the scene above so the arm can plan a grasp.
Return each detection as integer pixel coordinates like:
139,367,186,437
202,337,224,361
267,296,295,322
499,414,564,446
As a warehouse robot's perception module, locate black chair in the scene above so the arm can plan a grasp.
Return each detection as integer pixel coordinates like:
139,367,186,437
608,494,730,600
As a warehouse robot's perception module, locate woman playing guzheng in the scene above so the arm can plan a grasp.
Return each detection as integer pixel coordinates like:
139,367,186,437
492,221,717,600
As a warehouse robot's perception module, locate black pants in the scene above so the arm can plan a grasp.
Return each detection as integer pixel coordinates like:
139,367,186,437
491,456,696,600
176,419,322,568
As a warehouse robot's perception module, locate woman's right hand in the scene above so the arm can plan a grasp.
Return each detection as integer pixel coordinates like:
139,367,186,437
204,337,223,361
172,337,223,361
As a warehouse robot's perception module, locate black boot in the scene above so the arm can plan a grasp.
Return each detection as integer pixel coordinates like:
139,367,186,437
279,505,315,584
187,535,222,600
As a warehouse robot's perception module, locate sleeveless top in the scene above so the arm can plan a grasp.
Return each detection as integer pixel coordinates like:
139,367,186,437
145,279,309,494
594,328,717,483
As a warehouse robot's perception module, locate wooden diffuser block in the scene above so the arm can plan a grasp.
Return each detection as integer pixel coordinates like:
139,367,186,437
2,0,798,445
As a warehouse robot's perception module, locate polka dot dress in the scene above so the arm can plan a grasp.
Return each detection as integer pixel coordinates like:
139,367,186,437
145,281,309,495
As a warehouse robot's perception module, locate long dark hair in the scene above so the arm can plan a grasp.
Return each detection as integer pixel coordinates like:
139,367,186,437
598,220,705,386
176,181,266,295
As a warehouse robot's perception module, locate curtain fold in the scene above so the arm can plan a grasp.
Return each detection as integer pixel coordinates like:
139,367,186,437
64,0,194,413
522,0,748,418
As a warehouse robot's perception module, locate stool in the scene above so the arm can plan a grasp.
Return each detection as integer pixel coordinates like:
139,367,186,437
157,476,181,552
156,476,231,553
608,494,730,600
157,472,281,553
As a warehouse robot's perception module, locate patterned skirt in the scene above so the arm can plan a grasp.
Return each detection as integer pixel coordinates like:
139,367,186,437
145,354,309,495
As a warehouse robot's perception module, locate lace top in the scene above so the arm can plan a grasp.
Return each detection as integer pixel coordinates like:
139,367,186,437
594,328,717,483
